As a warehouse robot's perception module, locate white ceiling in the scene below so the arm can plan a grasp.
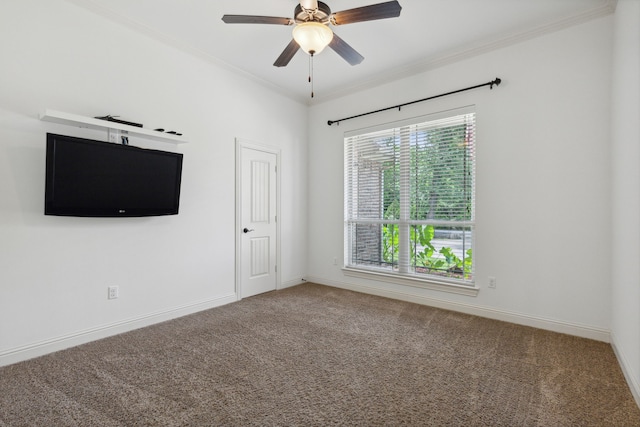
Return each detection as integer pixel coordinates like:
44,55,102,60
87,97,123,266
69,0,615,104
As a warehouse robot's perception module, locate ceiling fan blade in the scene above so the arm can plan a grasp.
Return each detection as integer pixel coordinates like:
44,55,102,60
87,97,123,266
328,33,364,66
299,0,319,11
330,0,402,25
222,15,294,25
274,39,301,67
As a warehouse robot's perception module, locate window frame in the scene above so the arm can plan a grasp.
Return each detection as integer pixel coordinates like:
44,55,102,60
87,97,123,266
343,107,479,296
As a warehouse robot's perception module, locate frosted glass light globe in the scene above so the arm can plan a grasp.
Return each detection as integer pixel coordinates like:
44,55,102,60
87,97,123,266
293,22,333,55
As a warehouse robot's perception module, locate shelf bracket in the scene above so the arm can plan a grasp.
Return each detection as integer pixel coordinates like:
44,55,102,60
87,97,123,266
107,128,120,144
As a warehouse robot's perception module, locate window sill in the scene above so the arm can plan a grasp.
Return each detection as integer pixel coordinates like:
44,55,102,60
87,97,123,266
342,267,480,297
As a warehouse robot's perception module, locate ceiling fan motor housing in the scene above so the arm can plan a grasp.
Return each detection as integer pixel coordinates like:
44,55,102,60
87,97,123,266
295,1,332,23
223,1,402,69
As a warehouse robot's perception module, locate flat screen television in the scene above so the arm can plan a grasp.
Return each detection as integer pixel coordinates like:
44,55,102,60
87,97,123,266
45,133,183,217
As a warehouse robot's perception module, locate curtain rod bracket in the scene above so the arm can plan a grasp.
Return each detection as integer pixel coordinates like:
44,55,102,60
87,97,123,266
327,77,502,126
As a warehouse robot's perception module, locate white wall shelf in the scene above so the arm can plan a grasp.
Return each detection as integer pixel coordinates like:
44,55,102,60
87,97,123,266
39,109,188,144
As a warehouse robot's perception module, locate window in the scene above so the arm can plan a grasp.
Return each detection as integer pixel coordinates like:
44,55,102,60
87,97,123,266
344,109,475,287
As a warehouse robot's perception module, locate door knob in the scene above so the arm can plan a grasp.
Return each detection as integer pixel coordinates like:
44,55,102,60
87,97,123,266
243,227,255,233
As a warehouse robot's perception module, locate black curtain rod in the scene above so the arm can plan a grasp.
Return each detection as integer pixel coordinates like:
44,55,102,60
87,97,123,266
327,77,501,126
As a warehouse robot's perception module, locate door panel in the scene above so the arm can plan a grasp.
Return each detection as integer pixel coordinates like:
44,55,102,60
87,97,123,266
250,237,270,277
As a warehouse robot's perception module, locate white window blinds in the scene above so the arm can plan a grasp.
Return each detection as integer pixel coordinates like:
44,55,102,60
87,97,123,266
344,111,476,285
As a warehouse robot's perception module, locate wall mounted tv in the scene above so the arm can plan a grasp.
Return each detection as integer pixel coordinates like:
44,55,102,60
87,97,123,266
45,133,183,217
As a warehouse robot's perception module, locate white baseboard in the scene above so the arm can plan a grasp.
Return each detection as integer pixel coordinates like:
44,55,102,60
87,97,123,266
0,293,237,367
2,279,615,367
306,276,610,343
279,278,306,290
611,332,640,408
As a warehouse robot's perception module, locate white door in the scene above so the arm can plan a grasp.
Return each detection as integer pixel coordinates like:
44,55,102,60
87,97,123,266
238,143,278,298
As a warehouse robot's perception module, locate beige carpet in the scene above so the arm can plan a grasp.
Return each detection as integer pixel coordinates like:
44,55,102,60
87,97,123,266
1,283,639,426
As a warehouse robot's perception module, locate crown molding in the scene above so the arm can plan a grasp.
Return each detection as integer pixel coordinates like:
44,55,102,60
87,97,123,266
64,0,309,105
311,0,618,104
65,0,616,107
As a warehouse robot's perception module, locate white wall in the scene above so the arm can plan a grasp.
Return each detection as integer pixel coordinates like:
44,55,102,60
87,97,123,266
610,0,640,404
307,16,613,340
0,0,308,365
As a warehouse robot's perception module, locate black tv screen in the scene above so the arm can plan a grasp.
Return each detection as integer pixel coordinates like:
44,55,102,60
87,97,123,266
45,133,183,217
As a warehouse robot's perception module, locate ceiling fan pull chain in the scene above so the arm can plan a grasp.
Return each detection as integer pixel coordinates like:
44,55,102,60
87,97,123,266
310,52,315,98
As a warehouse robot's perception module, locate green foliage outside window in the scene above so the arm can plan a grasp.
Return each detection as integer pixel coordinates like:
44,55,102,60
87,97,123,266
383,224,472,280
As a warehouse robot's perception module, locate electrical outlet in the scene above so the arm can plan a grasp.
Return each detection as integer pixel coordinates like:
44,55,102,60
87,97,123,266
333,257,337,265
488,276,497,289
108,285,119,299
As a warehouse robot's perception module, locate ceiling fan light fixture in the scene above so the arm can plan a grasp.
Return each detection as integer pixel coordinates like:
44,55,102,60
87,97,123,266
293,22,333,55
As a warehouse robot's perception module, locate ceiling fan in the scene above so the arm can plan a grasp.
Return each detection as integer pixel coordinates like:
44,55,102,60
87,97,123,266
221,0,402,68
